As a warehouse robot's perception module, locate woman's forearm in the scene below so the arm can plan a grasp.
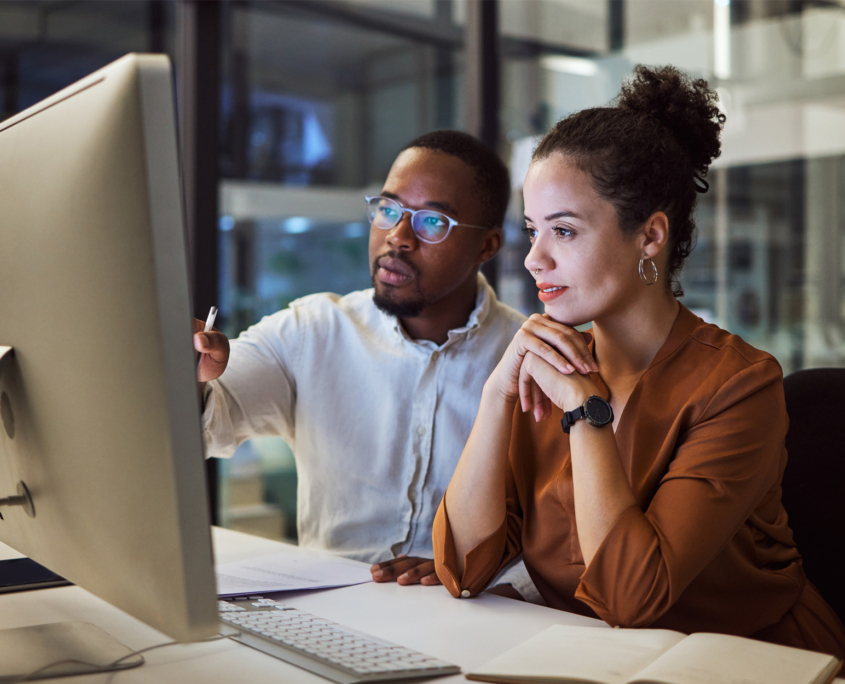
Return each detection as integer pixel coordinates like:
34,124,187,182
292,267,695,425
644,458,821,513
444,382,517,574
568,420,636,565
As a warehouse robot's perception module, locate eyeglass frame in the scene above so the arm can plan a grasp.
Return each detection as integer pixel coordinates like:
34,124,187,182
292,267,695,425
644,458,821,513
364,195,490,244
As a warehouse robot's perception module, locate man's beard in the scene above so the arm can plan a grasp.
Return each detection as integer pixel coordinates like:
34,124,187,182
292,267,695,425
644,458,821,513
371,253,428,318
373,293,426,318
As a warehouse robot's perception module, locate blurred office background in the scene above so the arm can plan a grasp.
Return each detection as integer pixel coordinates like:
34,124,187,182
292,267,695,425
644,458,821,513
3,0,845,541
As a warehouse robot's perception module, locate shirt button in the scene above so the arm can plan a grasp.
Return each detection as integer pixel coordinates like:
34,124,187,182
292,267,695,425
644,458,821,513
417,426,426,436
431,351,439,361
461,590,471,598
408,490,417,501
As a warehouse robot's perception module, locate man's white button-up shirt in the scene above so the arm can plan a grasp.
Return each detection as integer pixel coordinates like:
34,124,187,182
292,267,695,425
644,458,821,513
203,274,525,565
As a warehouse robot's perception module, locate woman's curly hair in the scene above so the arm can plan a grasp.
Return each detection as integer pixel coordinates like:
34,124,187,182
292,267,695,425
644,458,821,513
532,65,725,296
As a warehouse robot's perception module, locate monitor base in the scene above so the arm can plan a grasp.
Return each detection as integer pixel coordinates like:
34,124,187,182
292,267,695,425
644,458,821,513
0,621,144,681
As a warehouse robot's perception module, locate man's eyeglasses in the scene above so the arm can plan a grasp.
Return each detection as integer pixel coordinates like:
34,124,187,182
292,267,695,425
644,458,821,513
365,195,488,244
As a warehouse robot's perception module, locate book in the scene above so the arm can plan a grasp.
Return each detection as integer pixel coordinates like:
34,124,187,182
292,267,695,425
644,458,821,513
466,624,841,684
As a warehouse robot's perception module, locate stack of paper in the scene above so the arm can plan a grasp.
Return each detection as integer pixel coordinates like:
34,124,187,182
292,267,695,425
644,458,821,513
216,546,373,598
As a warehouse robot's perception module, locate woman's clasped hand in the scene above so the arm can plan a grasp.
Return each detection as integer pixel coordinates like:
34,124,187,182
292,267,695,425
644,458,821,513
490,313,599,424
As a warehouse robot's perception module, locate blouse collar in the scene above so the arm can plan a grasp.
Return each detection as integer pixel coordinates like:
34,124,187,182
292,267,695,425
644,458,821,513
648,303,701,370
586,303,701,398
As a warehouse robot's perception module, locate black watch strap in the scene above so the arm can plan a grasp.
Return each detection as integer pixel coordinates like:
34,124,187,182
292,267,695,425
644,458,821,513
561,406,586,434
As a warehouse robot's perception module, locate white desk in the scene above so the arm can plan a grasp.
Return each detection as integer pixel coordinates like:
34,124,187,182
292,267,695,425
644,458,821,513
0,527,604,683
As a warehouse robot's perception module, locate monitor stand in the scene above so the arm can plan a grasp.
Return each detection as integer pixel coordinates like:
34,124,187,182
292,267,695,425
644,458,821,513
0,346,145,681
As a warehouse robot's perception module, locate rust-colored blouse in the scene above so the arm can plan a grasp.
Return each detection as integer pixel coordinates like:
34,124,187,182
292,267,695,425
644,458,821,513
434,305,845,660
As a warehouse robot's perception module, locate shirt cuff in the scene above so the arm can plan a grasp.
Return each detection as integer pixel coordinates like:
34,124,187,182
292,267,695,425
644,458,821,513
433,496,513,598
574,504,657,627
201,383,216,431
201,381,238,460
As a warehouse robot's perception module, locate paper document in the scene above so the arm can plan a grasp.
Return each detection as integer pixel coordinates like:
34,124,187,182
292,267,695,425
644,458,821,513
216,546,373,598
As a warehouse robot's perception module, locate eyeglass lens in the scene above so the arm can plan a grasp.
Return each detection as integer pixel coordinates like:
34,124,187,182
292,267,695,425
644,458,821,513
367,197,451,243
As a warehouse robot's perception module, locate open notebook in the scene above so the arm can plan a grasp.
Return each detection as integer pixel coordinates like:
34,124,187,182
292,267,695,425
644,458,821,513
467,625,841,684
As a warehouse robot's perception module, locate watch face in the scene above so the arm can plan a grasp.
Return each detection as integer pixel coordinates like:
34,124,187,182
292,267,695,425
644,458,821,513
585,396,612,424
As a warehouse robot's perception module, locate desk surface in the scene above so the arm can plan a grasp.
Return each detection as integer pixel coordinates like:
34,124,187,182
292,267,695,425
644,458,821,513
0,527,604,683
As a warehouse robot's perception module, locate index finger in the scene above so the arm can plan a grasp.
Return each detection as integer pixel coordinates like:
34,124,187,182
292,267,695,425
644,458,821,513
528,315,597,373
543,314,593,348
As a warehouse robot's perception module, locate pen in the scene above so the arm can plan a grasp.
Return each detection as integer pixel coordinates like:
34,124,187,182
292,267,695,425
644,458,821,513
203,306,218,334
197,306,218,371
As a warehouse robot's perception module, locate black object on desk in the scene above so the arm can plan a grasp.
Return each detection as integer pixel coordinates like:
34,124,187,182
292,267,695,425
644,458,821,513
0,557,72,594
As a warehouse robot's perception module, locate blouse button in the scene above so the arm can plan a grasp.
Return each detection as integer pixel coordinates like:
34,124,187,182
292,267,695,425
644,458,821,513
460,590,471,598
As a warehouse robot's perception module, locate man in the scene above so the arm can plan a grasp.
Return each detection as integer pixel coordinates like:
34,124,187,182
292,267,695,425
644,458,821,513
195,130,535,599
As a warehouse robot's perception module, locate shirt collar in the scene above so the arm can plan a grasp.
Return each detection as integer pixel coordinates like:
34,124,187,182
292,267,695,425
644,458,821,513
377,272,494,347
450,272,493,335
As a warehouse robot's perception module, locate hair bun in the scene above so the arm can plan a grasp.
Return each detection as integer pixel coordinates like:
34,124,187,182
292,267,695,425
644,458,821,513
618,65,725,176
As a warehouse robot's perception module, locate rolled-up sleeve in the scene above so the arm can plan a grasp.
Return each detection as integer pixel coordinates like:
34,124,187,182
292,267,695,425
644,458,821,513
575,359,787,627
202,307,301,459
433,457,524,598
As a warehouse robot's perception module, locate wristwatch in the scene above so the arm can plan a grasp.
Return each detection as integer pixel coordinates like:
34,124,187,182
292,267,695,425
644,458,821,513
561,395,614,434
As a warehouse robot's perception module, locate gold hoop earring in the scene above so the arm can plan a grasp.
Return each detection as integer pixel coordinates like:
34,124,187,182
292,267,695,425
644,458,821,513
639,257,658,285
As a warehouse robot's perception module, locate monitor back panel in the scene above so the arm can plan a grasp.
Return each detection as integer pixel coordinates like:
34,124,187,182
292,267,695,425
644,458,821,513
0,54,218,641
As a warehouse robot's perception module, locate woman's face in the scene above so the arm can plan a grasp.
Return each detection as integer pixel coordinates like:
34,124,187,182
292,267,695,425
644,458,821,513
523,153,645,327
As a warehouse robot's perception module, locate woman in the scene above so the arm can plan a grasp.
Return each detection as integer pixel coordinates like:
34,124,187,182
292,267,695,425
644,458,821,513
434,65,845,660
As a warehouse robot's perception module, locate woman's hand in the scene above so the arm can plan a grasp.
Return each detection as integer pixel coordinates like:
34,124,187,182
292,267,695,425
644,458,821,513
520,316,601,422
519,349,600,422
486,314,597,409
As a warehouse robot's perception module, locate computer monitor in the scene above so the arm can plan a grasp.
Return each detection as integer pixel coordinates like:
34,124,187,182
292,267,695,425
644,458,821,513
0,53,218,670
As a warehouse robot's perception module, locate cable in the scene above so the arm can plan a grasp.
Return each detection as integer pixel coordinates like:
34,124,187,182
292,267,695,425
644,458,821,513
8,633,229,684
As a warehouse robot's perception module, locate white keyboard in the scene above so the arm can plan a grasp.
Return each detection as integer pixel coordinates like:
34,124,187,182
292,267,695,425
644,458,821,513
219,597,460,684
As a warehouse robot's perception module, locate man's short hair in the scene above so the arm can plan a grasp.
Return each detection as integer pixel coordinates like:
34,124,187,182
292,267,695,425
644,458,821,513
402,130,510,229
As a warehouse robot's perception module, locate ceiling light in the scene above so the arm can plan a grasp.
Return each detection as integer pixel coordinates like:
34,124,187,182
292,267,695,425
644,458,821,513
540,55,599,77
